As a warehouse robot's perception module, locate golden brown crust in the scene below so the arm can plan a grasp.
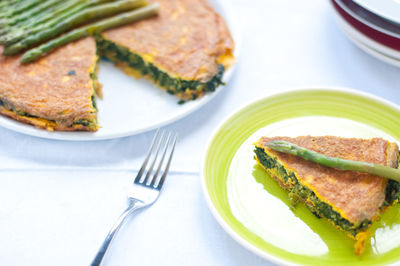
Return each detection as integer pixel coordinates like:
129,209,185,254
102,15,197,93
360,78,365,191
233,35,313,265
0,37,98,130
256,136,399,224
0,106,56,131
0,105,96,131
101,0,234,82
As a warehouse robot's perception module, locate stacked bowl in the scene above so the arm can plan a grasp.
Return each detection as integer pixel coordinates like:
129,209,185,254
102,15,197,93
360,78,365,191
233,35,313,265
332,0,400,67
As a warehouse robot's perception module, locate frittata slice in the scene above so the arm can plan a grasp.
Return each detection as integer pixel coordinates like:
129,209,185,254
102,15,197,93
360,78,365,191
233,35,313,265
0,37,99,131
254,136,400,255
97,0,234,101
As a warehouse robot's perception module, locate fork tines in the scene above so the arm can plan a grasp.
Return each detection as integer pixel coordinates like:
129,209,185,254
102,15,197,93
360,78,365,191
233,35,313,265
135,129,177,189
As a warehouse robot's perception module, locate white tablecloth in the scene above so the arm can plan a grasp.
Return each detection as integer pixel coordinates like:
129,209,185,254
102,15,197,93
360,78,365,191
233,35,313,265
1,1,400,265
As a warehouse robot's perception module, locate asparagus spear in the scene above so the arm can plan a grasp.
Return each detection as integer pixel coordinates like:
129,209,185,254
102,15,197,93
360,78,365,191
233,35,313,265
0,0,79,39
266,140,400,182
19,0,109,28
21,3,159,63
1,0,61,27
4,0,147,55
1,0,113,45
0,28,9,36
0,0,21,5
0,0,20,11
0,0,22,13
11,1,72,28
0,0,44,19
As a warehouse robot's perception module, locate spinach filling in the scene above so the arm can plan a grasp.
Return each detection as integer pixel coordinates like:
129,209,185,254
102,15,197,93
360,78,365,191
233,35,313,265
95,37,225,100
89,60,100,102
0,98,39,119
384,151,400,205
384,179,400,206
254,147,374,236
91,94,97,110
73,119,91,127
15,109,37,118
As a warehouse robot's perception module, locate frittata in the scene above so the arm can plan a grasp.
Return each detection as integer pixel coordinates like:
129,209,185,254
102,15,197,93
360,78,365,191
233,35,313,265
254,136,400,255
0,0,233,131
0,37,99,131
97,0,234,101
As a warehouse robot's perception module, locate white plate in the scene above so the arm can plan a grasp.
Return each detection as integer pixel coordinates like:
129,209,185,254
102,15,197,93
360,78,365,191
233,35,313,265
333,5,400,67
0,0,241,141
353,0,400,25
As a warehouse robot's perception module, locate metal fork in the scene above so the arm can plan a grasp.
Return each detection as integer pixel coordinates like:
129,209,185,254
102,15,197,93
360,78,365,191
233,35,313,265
91,129,177,266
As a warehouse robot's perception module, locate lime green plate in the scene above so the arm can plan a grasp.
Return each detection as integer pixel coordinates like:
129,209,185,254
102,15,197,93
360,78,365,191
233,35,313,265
201,88,400,265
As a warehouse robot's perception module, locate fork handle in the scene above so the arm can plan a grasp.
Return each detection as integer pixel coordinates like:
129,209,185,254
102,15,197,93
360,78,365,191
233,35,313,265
91,201,143,266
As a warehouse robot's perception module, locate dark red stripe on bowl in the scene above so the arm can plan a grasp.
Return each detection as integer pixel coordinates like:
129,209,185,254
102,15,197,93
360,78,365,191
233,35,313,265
332,0,400,51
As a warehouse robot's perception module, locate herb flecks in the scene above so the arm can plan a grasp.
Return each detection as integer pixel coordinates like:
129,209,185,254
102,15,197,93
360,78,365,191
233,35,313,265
67,70,76,76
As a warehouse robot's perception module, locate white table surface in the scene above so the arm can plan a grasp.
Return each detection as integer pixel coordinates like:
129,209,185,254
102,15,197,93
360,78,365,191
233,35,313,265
1,1,400,265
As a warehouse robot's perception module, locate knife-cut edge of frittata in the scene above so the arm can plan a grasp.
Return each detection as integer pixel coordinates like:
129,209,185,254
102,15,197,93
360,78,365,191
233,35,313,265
95,36,229,101
253,143,400,255
0,56,100,131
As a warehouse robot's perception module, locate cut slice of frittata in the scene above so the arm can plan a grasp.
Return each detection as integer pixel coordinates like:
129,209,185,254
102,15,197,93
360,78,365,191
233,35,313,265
254,136,400,255
0,37,99,131
96,0,234,101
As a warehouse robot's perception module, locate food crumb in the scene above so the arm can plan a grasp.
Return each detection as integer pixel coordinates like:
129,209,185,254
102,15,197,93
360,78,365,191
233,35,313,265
67,70,76,76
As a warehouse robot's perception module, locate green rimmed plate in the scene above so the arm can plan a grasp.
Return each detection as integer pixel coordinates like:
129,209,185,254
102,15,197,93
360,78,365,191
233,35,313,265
201,88,400,265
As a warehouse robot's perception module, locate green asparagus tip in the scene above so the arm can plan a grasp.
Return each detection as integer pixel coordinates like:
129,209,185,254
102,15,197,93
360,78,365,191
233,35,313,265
20,49,41,63
266,140,297,153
